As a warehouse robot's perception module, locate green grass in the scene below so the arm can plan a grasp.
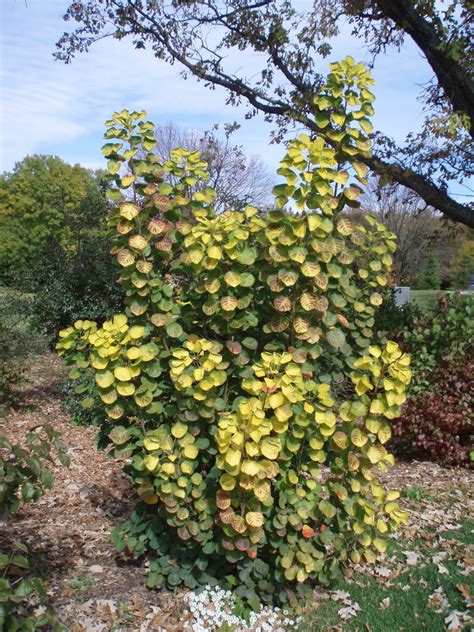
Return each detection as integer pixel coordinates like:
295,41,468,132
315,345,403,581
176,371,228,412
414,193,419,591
300,520,473,631
409,289,473,311
409,289,440,310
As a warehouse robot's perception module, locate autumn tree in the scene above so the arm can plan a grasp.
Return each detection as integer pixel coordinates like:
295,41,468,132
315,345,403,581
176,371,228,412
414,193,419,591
55,0,473,227
361,181,468,287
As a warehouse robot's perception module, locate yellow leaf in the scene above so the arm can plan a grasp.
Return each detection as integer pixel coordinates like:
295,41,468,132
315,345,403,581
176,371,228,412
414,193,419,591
208,245,222,259
129,325,145,339
274,404,293,422
377,424,392,444
96,371,114,389
245,512,264,528
225,448,241,468
145,455,159,471
260,437,281,460
162,462,176,475
171,421,188,439
116,382,135,396
268,392,285,409
143,437,160,451
100,390,117,404
367,445,383,464
307,214,322,232
176,374,192,389
220,474,236,491
351,428,368,447
370,399,385,415
373,537,387,553
332,431,348,450
119,202,140,220
241,460,260,476
114,366,132,382
366,418,381,433
126,347,141,360
315,411,336,426
183,444,199,459
364,549,376,564
107,405,124,419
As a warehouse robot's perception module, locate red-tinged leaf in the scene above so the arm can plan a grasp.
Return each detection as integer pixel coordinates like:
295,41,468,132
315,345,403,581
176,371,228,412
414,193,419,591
226,340,242,355
155,237,173,251
153,194,171,211
148,218,168,235
274,295,292,312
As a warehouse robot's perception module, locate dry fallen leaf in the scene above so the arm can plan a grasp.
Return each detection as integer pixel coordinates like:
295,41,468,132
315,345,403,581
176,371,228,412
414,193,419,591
456,583,473,607
338,603,361,620
444,610,472,631
403,551,420,566
428,587,449,613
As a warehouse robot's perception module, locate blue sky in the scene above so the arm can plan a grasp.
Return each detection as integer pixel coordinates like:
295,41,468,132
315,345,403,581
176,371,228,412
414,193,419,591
1,0,432,176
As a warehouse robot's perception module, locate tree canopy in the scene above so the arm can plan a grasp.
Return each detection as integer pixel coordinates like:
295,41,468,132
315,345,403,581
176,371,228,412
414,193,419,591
55,0,473,227
0,155,106,280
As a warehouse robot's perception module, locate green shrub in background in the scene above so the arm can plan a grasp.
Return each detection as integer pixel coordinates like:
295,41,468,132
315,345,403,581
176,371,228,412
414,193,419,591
57,58,412,605
403,294,473,395
0,155,103,283
416,249,441,290
373,289,421,344
0,321,27,416
28,235,123,343
0,156,123,345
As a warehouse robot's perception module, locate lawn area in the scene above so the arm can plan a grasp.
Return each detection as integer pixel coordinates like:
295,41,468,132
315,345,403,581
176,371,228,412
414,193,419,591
409,289,441,310
409,289,473,311
301,513,472,631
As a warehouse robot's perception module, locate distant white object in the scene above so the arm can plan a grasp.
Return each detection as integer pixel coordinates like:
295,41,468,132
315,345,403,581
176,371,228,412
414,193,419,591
394,286,410,307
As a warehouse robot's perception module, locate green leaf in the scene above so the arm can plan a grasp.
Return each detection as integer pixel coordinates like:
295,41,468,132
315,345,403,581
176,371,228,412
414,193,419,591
319,500,337,518
109,426,129,445
166,322,184,338
11,555,29,569
326,328,346,348
0,554,10,569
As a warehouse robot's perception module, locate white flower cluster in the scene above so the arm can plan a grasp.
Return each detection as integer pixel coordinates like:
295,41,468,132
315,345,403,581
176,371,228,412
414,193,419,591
187,585,303,632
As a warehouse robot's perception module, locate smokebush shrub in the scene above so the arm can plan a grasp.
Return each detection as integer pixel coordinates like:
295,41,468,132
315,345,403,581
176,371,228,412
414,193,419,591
57,59,411,603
